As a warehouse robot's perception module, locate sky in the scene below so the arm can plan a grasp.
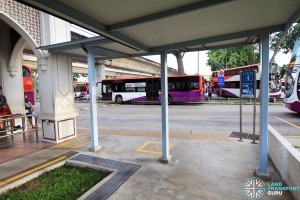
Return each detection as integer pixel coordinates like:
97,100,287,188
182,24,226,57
144,50,292,75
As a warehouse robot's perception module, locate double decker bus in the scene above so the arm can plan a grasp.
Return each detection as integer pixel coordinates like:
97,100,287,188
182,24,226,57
284,37,300,113
22,64,34,105
73,82,89,98
211,64,282,98
101,74,206,104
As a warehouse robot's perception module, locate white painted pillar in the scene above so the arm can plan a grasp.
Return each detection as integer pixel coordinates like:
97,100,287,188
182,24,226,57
95,62,105,99
87,48,101,152
258,34,269,174
160,51,170,163
38,13,77,143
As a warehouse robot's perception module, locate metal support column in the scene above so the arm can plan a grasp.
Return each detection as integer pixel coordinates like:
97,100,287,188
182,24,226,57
87,48,101,152
161,51,170,160
259,34,269,173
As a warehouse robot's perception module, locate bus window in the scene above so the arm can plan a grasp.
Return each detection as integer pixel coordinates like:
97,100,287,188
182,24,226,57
102,84,107,93
181,81,188,91
191,82,199,90
168,82,175,91
285,73,294,98
22,64,34,105
125,87,135,92
137,87,145,92
297,73,300,99
175,82,181,90
23,67,31,77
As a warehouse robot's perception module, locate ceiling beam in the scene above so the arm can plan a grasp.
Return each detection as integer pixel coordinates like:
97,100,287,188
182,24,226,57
51,52,88,60
150,25,285,53
284,7,300,31
88,47,129,58
187,42,246,52
18,0,149,52
245,36,258,44
38,37,113,52
109,0,235,31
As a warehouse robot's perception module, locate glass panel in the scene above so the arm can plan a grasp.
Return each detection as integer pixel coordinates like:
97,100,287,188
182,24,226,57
137,87,145,92
168,82,175,91
285,74,294,97
125,87,135,92
191,82,199,90
103,85,107,93
297,72,300,99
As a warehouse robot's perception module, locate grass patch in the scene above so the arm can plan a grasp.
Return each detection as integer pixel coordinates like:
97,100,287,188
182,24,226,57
0,166,109,200
294,145,300,149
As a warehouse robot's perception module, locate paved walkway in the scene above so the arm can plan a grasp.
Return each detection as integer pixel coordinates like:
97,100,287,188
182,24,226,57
0,128,296,199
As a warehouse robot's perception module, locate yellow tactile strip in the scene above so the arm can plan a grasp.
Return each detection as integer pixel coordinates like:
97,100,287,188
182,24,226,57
77,129,231,141
57,136,90,149
80,104,116,110
0,151,78,188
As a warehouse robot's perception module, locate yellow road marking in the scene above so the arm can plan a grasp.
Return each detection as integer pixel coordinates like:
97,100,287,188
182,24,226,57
275,117,300,129
136,141,174,155
58,137,90,149
0,156,66,187
286,136,300,139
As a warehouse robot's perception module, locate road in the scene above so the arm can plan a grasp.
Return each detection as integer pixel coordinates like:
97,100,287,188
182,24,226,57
61,102,300,137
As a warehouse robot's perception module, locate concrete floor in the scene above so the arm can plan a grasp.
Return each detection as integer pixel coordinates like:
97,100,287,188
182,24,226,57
0,129,295,199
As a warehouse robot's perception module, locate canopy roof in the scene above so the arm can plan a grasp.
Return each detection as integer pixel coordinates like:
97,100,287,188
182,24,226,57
18,0,300,59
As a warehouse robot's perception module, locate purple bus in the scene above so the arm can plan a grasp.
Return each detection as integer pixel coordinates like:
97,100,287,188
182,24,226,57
101,74,206,104
284,37,300,113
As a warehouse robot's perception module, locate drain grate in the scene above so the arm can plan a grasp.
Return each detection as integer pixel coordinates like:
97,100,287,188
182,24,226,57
69,154,141,200
229,131,259,140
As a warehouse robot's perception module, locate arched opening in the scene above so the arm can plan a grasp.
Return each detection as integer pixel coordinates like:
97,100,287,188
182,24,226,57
0,12,43,58
0,13,42,115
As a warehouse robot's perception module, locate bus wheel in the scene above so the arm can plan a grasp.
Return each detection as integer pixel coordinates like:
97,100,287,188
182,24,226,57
115,95,123,104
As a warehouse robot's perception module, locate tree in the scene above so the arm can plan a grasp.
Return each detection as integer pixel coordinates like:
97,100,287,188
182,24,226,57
172,51,185,75
73,73,88,82
207,45,260,71
269,22,300,70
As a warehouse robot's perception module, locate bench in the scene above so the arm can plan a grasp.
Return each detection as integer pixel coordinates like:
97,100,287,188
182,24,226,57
0,114,39,142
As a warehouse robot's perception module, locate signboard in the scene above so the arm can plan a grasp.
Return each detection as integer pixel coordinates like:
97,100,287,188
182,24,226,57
218,76,224,86
241,71,255,98
218,70,224,86
218,70,224,77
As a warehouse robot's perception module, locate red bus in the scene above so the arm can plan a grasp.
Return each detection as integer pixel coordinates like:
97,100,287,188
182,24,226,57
211,64,281,99
101,74,206,104
73,82,89,98
22,64,35,105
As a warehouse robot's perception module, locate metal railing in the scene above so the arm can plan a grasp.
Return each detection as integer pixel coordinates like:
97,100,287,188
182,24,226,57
0,114,39,142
